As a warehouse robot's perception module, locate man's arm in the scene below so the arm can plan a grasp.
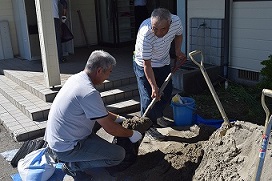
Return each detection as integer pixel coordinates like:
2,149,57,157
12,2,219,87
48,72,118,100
173,34,187,72
174,34,184,59
143,60,160,100
59,0,67,16
97,115,133,137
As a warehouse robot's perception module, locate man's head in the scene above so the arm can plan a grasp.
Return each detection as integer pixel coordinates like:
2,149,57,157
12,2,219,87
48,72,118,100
151,8,171,38
84,50,116,85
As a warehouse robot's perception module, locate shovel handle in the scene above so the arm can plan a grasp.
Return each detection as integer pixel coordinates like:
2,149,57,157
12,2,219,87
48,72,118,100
189,50,230,127
189,50,204,68
261,89,272,126
142,73,173,118
142,56,187,118
254,89,272,181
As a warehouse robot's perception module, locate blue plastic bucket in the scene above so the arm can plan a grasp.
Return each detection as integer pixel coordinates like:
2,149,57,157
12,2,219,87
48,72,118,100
171,97,196,126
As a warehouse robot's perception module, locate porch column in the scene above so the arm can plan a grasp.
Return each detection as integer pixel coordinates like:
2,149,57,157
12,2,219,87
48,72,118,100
35,0,61,88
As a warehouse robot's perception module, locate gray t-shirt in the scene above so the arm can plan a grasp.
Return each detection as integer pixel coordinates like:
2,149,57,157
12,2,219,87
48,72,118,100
45,71,108,152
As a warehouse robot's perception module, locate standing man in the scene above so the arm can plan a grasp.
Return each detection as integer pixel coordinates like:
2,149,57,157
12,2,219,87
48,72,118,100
133,8,186,127
44,50,142,180
52,0,67,63
134,0,149,36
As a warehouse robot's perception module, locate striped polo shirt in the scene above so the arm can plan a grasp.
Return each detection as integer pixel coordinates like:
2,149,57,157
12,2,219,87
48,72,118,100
134,14,183,68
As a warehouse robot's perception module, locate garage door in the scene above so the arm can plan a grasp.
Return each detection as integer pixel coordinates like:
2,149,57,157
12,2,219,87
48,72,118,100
230,1,272,72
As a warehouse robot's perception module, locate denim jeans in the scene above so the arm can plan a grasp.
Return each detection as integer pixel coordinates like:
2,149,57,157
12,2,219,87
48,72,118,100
133,61,173,123
53,133,125,172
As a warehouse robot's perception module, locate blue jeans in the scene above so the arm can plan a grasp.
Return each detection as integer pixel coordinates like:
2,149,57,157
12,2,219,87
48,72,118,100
133,61,173,123
53,133,125,172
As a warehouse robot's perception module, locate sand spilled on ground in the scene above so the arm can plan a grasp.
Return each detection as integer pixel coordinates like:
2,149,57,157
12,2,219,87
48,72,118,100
114,121,272,181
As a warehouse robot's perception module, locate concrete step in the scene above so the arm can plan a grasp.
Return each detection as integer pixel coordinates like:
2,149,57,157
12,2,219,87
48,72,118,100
0,95,140,142
0,72,140,141
4,69,137,102
95,76,137,92
106,96,140,114
101,83,139,105
3,70,59,102
0,75,51,121
0,94,46,142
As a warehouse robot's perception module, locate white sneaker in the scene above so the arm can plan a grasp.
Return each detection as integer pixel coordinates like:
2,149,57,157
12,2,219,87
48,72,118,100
156,117,173,128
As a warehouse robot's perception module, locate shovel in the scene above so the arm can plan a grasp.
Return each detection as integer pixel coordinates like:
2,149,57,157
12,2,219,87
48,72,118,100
142,57,187,118
254,89,272,181
125,57,187,134
139,57,187,139
189,50,231,135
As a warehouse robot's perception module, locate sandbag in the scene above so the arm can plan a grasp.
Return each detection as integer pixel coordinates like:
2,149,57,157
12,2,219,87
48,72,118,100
18,147,56,181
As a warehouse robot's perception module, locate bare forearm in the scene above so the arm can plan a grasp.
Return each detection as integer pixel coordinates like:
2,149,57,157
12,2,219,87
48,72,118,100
143,60,157,89
175,34,183,54
97,116,133,137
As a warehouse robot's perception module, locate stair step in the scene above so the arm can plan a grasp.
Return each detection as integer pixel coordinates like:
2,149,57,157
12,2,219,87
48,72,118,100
0,75,51,121
95,76,137,92
106,96,140,114
101,83,139,104
0,94,140,142
4,70,59,102
0,94,46,141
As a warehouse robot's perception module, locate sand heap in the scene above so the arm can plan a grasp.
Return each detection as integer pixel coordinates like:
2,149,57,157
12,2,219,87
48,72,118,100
194,121,272,181
114,121,272,181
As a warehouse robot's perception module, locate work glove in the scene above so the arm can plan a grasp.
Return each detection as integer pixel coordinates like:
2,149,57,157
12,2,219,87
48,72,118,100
115,115,126,123
61,16,67,23
129,130,142,143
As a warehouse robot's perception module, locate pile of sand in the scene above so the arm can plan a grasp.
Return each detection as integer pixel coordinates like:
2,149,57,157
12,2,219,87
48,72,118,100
114,121,272,181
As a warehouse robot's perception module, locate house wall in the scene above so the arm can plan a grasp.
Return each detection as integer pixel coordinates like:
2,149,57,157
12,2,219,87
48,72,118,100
0,0,19,55
187,0,225,53
70,0,97,47
230,1,272,72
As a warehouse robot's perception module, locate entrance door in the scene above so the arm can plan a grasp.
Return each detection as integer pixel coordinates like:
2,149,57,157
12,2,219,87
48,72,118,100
95,0,135,47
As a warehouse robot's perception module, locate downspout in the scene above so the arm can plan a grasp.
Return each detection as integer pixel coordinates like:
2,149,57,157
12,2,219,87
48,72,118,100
224,0,232,89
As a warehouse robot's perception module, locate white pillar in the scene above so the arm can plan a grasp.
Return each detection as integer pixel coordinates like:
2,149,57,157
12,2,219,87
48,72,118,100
35,0,61,88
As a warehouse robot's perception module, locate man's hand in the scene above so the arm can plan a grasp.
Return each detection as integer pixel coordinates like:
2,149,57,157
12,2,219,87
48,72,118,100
172,52,187,73
176,51,187,62
151,85,160,100
129,130,142,143
115,115,126,123
61,16,67,23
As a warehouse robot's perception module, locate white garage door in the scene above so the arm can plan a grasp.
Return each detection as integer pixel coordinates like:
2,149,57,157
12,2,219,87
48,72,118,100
230,1,272,72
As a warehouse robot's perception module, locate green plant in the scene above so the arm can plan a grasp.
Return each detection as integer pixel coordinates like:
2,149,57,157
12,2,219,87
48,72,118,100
259,55,272,89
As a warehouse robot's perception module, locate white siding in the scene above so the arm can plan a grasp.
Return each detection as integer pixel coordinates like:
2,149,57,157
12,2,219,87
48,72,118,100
0,0,19,55
70,0,97,47
230,1,272,72
187,0,225,52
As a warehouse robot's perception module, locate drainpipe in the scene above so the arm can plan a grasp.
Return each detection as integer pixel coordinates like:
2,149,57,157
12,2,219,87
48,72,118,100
224,0,232,89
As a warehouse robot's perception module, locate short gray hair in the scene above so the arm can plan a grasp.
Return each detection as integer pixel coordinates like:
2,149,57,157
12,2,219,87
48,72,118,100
151,8,171,23
85,50,116,73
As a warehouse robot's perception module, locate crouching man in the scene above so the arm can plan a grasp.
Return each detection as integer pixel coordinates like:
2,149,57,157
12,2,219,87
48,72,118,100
44,50,142,180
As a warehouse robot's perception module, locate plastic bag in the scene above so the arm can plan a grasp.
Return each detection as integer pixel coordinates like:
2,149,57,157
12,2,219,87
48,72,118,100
11,139,47,168
18,147,56,181
61,23,74,43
